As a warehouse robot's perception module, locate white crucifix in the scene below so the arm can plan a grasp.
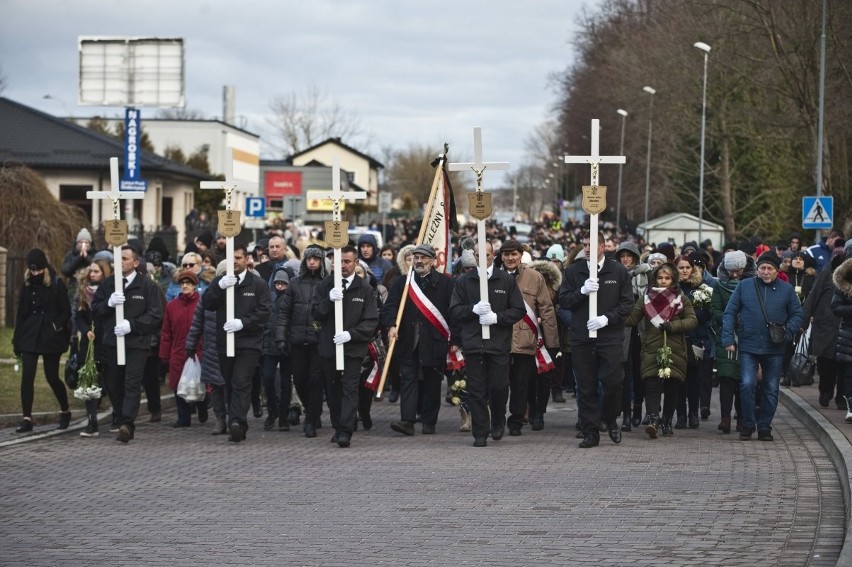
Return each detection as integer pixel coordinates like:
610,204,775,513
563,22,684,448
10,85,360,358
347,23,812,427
324,158,367,370
564,118,625,338
200,160,259,357
87,157,145,365
449,127,509,340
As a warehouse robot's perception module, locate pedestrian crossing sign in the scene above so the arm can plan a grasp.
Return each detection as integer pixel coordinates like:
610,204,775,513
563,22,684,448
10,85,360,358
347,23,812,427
802,196,833,229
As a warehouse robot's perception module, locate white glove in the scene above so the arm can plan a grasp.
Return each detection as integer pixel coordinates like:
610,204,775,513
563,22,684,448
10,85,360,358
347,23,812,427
108,292,125,308
479,311,498,326
114,320,131,336
329,287,344,301
223,319,244,333
586,315,609,331
580,278,599,295
472,301,491,316
218,275,238,289
333,331,352,344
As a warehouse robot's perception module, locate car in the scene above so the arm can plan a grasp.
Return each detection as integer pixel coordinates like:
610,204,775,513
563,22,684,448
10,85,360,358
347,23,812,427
504,222,533,244
347,227,384,248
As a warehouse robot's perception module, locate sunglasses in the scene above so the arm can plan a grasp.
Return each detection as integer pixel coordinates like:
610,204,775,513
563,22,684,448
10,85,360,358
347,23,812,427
182,263,196,268
29,264,43,271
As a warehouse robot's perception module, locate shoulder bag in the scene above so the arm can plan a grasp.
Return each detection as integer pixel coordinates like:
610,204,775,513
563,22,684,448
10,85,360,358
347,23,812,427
754,279,787,344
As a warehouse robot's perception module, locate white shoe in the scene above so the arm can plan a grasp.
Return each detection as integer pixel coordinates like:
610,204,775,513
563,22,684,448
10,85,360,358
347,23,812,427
845,409,852,424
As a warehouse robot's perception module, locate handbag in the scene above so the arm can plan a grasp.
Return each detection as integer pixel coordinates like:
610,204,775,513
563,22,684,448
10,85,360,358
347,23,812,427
64,339,79,390
754,279,787,345
788,330,815,386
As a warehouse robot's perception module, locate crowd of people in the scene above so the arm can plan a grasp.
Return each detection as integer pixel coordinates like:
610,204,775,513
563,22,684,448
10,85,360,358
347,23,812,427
10,218,852,449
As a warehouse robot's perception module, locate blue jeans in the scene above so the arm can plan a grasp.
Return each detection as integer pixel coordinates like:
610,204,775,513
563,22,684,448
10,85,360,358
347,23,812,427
739,352,783,432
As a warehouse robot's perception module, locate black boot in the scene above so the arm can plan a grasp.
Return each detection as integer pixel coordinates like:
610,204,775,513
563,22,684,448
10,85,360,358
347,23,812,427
621,411,632,432
80,415,99,438
661,416,674,436
57,411,72,430
674,415,687,429
632,404,642,427
15,418,34,433
688,412,699,429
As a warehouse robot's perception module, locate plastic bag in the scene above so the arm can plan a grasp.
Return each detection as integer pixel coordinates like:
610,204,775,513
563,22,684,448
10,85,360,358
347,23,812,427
177,356,202,401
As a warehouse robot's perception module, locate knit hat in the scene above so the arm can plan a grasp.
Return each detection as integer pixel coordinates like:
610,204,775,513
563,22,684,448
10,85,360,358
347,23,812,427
723,250,748,271
656,242,675,262
92,249,113,262
196,231,214,248
521,251,532,264
500,240,523,254
26,248,48,270
76,228,92,243
177,269,198,285
646,252,667,265
756,253,781,271
411,244,436,258
303,245,325,260
545,244,565,262
460,250,477,268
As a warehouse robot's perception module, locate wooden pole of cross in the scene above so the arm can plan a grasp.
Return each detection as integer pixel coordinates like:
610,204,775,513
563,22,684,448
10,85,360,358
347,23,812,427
324,158,367,370
86,157,145,365
564,119,625,338
200,162,258,357
449,127,508,340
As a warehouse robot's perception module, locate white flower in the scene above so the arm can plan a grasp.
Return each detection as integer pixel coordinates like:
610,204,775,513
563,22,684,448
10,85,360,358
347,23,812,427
663,367,672,378
451,396,461,406
458,380,466,389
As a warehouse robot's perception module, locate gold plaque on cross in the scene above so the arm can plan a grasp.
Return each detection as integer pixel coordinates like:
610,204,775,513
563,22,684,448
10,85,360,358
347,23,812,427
324,220,349,249
467,191,493,221
217,210,242,238
581,185,607,215
104,220,128,247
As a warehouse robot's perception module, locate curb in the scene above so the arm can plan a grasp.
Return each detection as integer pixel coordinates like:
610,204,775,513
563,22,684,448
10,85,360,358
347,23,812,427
779,387,852,567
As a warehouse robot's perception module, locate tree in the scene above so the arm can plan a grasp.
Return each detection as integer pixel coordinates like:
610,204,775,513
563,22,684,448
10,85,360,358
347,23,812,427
381,143,472,216
156,108,206,120
85,116,155,152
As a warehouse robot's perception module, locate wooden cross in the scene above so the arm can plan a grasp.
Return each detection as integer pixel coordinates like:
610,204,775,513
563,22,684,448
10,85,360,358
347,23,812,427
325,158,367,370
200,160,259,357
564,119,626,337
86,157,145,365
449,127,509,340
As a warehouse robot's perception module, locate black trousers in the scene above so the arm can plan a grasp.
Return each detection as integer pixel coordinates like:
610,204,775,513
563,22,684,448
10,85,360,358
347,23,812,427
322,355,362,435
104,347,148,430
508,353,536,430
572,340,623,434
218,349,263,429
399,360,443,427
142,354,162,414
19,352,66,417
719,377,741,419
465,351,510,440
817,357,844,403
291,343,325,427
643,376,682,418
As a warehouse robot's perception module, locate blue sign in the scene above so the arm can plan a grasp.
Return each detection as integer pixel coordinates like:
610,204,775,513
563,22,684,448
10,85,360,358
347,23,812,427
802,196,833,229
122,107,146,191
246,197,266,217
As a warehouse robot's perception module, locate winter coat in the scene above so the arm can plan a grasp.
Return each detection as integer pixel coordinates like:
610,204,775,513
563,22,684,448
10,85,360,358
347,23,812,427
275,257,326,347
558,257,634,344
381,269,456,366
803,255,842,359
185,301,221,386
13,269,71,355
831,258,852,363
357,233,393,282
786,264,816,304
312,273,379,360
91,270,165,350
625,290,698,382
61,248,91,278
159,291,200,390
722,275,804,356
449,266,525,355
679,268,716,359
506,264,559,355
710,258,754,379
203,270,270,351
263,287,289,357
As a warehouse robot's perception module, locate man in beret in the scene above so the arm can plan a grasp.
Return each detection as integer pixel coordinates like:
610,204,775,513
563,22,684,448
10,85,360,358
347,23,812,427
722,253,804,441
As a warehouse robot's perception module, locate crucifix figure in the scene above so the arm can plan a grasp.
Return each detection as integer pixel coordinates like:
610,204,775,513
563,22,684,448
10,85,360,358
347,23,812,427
87,157,144,365
564,118,626,337
324,158,367,370
449,127,509,340
200,162,258,357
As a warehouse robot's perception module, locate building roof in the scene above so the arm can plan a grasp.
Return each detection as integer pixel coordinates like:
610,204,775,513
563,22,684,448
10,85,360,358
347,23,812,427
288,137,384,170
0,97,209,180
637,212,724,231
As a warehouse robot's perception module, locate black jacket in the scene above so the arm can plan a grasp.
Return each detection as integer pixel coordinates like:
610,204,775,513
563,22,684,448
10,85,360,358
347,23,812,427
203,271,270,351
449,267,524,355
91,271,165,350
382,270,457,366
276,268,325,347
558,257,634,344
312,274,379,360
831,258,852,364
803,256,841,359
13,271,71,355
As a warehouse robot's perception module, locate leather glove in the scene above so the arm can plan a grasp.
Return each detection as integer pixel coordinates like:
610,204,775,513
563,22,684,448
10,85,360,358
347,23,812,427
580,278,599,295
329,287,344,301
479,311,498,326
223,319,243,333
586,315,608,331
333,331,352,344
218,275,238,289
660,321,673,332
114,320,131,336
472,301,491,316
108,292,125,308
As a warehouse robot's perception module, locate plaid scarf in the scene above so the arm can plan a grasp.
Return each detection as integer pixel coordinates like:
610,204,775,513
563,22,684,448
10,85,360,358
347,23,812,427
642,286,684,328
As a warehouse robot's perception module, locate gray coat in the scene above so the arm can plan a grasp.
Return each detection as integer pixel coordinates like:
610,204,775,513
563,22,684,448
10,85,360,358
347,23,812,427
185,300,222,386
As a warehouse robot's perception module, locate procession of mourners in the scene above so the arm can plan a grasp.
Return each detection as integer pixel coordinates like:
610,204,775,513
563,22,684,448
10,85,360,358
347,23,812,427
9,216,851,449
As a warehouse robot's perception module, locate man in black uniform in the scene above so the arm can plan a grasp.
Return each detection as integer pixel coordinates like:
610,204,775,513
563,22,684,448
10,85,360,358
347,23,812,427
203,242,270,443
449,240,525,447
312,245,379,448
558,232,634,448
382,243,457,436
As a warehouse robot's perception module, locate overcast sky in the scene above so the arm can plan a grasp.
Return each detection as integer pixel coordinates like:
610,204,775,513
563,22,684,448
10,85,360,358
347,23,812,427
1,0,598,184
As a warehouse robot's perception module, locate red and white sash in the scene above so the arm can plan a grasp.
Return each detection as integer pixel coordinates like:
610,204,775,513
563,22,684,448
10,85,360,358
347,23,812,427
407,271,465,370
522,300,555,374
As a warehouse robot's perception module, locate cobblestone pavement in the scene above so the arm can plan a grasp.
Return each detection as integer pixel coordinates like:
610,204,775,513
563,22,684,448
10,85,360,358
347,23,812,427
0,394,844,566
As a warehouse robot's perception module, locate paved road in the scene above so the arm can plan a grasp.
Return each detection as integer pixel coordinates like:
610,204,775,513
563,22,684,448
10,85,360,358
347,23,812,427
0,395,844,566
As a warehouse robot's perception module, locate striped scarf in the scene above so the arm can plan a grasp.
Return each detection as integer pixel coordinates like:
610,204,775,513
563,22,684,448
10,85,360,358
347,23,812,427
642,286,684,328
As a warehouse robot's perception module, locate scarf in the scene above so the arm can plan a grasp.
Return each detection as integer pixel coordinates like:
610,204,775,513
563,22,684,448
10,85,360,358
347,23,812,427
642,286,684,328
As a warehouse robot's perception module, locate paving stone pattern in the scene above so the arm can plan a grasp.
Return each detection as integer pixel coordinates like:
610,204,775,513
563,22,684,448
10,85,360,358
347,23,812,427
0,396,844,566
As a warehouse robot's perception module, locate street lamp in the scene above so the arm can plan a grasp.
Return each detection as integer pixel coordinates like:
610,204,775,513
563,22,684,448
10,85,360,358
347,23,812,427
643,86,656,226
616,109,628,229
694,41,711,245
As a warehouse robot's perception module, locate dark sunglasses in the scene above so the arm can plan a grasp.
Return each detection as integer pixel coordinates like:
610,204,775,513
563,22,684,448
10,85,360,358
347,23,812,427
29,264,43,271
182,263,196,268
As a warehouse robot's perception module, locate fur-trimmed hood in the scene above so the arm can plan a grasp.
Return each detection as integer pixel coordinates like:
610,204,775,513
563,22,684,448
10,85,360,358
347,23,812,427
833,258,852,297
527,259,562,294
